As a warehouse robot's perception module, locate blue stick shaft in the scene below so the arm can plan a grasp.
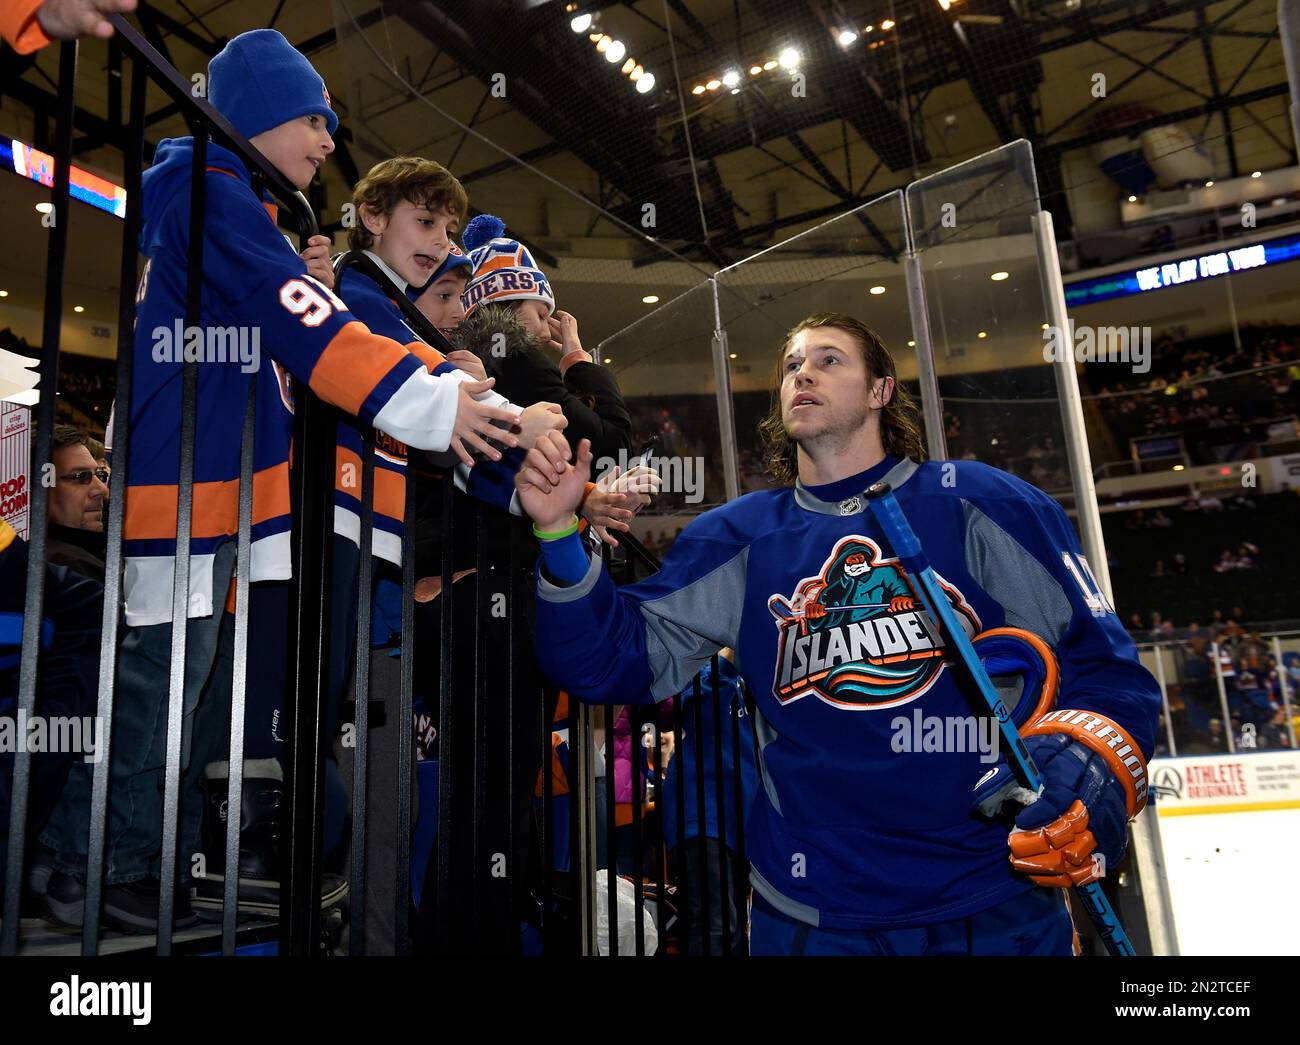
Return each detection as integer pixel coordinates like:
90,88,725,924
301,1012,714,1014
864,483,1136,957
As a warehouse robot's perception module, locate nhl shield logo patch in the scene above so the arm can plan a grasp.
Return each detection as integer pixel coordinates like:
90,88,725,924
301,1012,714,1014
767,535,980,710
838,496,862,516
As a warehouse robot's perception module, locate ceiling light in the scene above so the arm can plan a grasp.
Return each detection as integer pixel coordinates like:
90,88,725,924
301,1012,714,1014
990,271,1009,281
977,330,988,338
630,64,644,80
1127,195,1138,202
838,29,858,46
692,84,705,94
35,202,53,214
729,352,738,359
730,88,740,94
0,290,8,297
596,34,611,52
1204,180,1214,188
749,64,762,75
570,13,592,33
938,0,952,10
636,73,655,93
869,285,886,295
589,32,602,43
603,357,612,364
881,19,895,30
621,57,636,74
642,294,659,304
1172,464,1185,472
74,305,85,313
1042,323,1049,330
706,79,721,90
907,340,915,347
1251,170,1262,178
722,69,741,87
763,59,778,70
864,24,874,33
778,47,800,69
605,39,626,63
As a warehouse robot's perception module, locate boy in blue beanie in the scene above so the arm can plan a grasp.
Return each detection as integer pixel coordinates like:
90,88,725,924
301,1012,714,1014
42,30,525,934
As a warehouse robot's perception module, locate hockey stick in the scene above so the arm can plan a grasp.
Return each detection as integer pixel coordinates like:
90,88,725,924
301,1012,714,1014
768,596,890,620
863,481,1136,957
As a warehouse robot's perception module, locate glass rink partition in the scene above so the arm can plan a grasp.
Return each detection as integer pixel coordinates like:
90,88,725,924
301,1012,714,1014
0,18,1175,959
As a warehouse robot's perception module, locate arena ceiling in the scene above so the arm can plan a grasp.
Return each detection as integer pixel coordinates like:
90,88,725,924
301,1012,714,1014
0,0,1292,349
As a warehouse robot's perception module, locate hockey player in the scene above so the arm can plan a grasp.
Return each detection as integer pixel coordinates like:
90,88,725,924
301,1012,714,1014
515,311,1161,955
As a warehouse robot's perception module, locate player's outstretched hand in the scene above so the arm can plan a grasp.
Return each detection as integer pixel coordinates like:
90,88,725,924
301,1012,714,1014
299,235,335,289
450,378,519,467
517,432,592,532
516,401,567,450
36,0,136,41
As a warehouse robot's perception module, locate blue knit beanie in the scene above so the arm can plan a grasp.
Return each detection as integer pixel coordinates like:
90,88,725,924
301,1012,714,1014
209,30,338,140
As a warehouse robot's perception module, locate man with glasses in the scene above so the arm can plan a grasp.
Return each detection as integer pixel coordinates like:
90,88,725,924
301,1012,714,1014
46,424,109,582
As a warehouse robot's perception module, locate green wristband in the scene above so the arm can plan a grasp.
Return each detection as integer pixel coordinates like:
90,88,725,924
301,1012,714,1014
532,514,580,541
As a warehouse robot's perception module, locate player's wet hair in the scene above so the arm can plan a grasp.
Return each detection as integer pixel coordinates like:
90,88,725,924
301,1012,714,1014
759,312,926,483
348,155,469,251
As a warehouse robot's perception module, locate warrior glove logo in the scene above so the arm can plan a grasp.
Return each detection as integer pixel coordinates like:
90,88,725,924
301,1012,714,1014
769,536,979,710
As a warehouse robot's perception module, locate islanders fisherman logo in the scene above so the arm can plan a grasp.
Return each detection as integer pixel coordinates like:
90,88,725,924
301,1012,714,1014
769,536,980,710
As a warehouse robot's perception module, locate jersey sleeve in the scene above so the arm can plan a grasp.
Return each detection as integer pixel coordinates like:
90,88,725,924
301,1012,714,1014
533,518,748,705
0,0,51,55
191,181,466,452
960,481,1161,757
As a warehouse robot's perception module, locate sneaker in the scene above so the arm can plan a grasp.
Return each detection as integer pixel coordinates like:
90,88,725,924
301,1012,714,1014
45,871,199,934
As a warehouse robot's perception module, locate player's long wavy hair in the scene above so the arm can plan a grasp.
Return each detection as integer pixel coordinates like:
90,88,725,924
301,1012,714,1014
758,313,926,484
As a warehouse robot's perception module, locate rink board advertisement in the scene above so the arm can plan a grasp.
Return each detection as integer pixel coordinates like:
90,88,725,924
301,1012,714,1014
1150,751,1300,954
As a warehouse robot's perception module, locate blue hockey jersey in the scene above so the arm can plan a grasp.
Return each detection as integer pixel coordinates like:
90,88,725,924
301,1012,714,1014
535,455,1160,930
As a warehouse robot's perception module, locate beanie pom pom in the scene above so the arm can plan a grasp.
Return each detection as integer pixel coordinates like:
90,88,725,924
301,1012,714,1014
463,214,506,254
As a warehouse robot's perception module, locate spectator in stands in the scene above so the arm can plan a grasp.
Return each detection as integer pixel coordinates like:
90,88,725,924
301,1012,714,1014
45,424,108,582
1150,559,1167,578
456,215,633,470
1261,708,1293,749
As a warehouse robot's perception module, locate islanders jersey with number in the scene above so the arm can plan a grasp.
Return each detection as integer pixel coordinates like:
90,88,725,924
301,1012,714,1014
121,138,489,626
535,455,1160,930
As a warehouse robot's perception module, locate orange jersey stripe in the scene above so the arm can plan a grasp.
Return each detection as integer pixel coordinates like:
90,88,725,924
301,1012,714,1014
309,320,407,416
125,462,291,542
404,340,447,373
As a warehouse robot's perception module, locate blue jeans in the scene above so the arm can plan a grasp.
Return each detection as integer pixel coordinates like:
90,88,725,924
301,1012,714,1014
750,886,1076,956
43,542,237,885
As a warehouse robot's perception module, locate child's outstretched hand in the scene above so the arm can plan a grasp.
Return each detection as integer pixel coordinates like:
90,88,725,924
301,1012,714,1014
516,401,567,449
516,432,592,532
582,463,661,547
300,235,335,289
450,377,519,467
